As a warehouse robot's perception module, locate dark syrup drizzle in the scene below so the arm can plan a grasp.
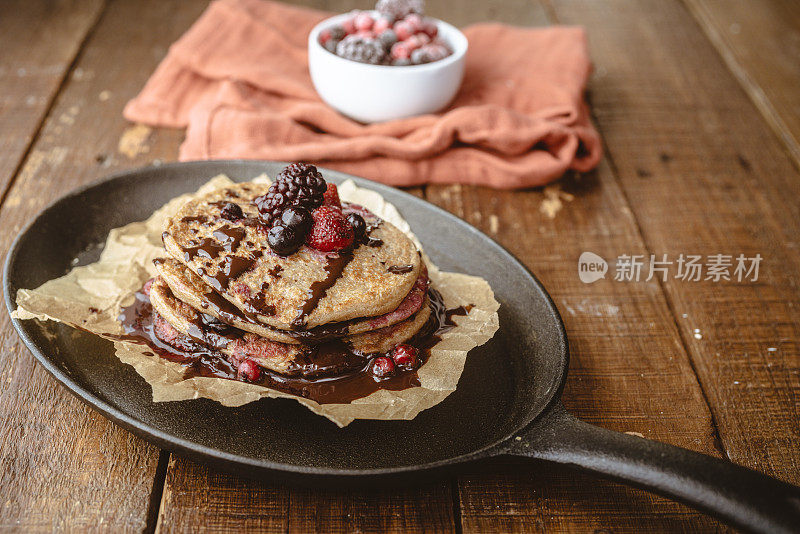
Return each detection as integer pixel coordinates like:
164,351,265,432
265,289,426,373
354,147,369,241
117,287,471,404
291,252,354,329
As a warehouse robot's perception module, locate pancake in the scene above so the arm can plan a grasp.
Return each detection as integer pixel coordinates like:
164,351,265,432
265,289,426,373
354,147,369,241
149,277,432,376
162,182,421,330
153,257,429,344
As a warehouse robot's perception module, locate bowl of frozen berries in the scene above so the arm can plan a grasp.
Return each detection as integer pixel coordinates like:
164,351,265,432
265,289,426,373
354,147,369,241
308,0,467,123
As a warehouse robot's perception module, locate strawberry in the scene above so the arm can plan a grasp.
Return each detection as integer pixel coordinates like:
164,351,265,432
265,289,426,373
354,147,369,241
306,206,354,252
323,182,341,209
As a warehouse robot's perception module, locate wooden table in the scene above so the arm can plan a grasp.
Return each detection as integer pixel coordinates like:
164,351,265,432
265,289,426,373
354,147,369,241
1,0,798,531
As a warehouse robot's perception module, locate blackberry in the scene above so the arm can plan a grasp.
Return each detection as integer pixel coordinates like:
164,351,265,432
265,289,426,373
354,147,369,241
377,29,398,50
376,0,424,21
336,35,387,65
255,163,326,226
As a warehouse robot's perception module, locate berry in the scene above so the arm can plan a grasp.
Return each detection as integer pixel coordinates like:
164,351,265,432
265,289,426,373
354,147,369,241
342,16,356,35
390,42,411,60
354,11,374,31
378,29,398,49
416,32,431,46
346,213,367,242
392,344,419,369
219,202,243,221
306,206,354,252
323,183,341,208
336,35,387,65
422,21,437,38
238,359,261,382
280,206,313,235
141,277,155,296
255,163,326,227
320,29,332,44
411,44,448,64
393,57,412,66
372,356,396,378
404,13,423,31
394,20,414,41
376,0,424,21
404,34,423,51
324,39,340,54
355,30,376,39
268,225,302,256
329,25,346,40
373,16,392,34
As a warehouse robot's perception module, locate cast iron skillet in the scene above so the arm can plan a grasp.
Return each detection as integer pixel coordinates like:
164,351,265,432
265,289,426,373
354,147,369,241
5,161,800,533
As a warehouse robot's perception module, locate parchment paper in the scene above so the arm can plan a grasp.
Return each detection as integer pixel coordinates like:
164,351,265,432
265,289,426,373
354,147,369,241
13,175,500,427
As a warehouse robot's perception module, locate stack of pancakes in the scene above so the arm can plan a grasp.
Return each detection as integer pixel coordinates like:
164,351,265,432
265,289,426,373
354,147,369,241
149,182,431,378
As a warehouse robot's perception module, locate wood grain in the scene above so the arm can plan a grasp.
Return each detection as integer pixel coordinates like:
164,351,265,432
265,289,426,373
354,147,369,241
2,0,798,532
683,0,800,167
0,0,207,530
427,169,728,532
549,0,800,483
422,0,727,531
0,0,104,199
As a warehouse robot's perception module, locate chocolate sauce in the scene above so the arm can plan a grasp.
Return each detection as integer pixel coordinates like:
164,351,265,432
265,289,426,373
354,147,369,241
268,265,283,278
211,226,245,253
180,215,210,225
388,264,414,274
116,285,472,404
291,251,354,329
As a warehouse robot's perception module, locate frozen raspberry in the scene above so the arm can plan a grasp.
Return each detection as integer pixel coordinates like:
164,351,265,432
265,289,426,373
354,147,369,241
392,344,419,368
238,359,262,382
336,35,387,65
320,25,345,45
378,29,398,49
394,20,414,41
356,30,376,39
404,13,423,31
422,21,438,38
342,16,357,35
373,16,393,34
416,32,431,46
306,206,355,252
393,57,412,66
376,0,424,21
390,42,411,60
372,356,396,378
404,34,423,51
323,182,341,209
354,11,374,31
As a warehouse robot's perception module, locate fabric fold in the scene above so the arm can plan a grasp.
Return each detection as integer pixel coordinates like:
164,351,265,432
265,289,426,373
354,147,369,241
125,0,602,189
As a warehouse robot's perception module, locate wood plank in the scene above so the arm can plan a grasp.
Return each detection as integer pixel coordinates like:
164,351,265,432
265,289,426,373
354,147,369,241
683,0,800,167
427,172,728,532
548,0,800,484
0,0,209,530
0,0,104,198
422,1,726,532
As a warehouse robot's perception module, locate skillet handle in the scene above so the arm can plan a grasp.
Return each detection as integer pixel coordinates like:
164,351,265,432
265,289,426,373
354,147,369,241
506,403,800,534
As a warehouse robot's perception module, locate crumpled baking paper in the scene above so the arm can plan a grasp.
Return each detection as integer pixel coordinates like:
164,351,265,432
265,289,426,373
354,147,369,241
12,175,500,427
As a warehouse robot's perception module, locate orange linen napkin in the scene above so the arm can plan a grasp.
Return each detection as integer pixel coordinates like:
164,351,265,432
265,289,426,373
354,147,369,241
124,0,601,189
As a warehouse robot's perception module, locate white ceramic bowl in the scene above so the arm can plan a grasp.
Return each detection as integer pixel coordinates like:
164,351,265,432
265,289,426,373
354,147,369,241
308,12,468,123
